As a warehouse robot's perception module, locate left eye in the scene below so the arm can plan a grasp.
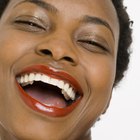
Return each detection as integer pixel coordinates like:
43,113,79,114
77,39,108,52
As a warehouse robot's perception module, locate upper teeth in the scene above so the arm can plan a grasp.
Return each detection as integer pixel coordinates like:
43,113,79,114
17,73,76,101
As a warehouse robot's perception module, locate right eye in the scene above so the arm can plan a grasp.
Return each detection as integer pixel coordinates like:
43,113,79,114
14,16,48,33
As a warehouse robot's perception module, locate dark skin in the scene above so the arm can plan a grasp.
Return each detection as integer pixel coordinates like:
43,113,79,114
0,0,119,139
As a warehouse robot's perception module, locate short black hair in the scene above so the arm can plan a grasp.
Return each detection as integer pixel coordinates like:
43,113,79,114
112,0,132,86
0,0,9,16
0,0,132,87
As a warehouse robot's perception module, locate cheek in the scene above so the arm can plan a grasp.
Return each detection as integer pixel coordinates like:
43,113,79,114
81,54,116,117
84,54,116,92
0,34,26,66
0,29,37,68
91,60,116,90
0,31,31,123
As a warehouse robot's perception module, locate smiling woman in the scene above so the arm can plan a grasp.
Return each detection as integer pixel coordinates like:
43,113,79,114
0,0,132,140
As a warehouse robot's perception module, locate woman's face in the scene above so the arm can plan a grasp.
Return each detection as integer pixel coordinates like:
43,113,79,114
0,0,119,139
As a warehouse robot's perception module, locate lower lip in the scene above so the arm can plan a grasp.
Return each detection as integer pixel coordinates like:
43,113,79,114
16,82,81,117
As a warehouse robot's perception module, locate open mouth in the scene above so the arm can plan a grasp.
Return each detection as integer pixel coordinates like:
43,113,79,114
16,65,83,117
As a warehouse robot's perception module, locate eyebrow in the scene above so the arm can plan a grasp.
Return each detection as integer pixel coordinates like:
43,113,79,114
15,0,58,13
16,0,114,40
82,15,114,40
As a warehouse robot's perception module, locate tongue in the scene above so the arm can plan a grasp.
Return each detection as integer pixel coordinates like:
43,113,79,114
24,84,67,108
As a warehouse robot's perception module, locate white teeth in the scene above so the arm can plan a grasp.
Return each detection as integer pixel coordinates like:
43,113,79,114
29,73,35,82
49,78,59,87
35,73,41,81
58,80,65,89
21,82,30,87
17,73,76,101
67,87,75,100
64,83,69,91
20,76,24,83
62,89,70,100
24,74,29,83
41,75,50,83
29,81,34,85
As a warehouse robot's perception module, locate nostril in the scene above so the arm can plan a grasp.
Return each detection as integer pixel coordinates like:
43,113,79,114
40,49,52,56
39,49,74,63
36,47,77,65
63,56,74,63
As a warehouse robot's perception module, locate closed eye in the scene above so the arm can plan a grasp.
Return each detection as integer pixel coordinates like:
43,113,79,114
15,20,46,31
78,39,108,52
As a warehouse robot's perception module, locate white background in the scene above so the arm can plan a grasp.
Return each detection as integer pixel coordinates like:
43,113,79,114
92,0,140,139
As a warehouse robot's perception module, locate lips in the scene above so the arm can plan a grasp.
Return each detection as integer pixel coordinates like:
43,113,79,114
16,65,83,117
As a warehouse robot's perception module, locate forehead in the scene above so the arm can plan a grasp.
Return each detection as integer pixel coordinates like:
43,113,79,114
9,0,117,20
8,0,118,21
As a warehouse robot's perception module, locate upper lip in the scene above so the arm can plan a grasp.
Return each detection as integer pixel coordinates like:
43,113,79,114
16,64,83,117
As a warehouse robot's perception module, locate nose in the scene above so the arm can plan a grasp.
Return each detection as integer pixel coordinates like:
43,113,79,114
35,36,79,66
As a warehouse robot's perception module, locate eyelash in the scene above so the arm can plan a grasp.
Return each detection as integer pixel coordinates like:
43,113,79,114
78,39,108,52
14,19,47,32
